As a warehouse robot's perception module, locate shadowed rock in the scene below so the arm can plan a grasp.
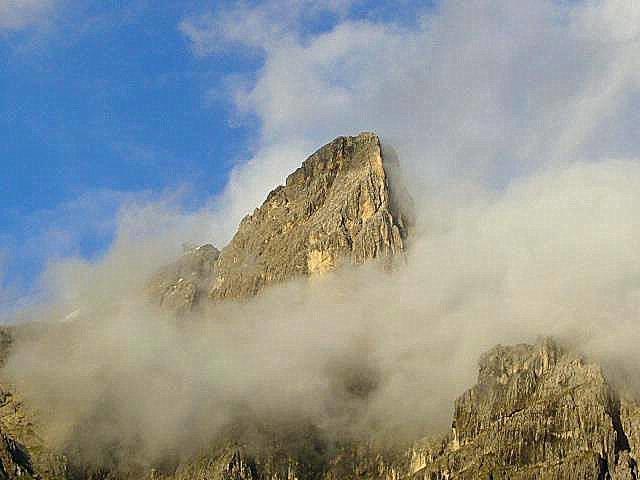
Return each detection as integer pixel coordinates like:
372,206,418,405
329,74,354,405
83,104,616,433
155,338,640,480
146,244,220,314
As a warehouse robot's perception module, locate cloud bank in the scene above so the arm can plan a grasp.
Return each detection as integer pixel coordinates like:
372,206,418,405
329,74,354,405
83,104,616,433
4,0,640,472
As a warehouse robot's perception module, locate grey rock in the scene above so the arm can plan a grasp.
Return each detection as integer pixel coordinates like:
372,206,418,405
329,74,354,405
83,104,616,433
209,132,407,301
146,244,220,314
368,338,639,480
149,132,407,310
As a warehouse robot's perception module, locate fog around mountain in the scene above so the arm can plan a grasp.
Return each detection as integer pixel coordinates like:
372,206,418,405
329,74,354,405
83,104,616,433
3,0,640,473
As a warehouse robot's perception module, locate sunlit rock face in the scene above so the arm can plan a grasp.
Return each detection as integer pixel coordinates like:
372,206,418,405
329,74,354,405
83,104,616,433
208,132,408,301
444,340,626,478
150,338,640,480
148,132,408,311
386,338,640,480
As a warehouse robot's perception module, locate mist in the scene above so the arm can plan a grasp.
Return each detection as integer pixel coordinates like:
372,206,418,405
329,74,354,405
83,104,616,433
3,0,640,473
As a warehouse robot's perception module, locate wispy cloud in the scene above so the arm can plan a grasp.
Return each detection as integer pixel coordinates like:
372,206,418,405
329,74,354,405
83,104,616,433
0,184,224,322
179,0,360,56
0,0,56,31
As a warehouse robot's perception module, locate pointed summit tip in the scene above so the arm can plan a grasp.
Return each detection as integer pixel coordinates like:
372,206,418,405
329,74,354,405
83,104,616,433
149,132,411,309
209,132,409,300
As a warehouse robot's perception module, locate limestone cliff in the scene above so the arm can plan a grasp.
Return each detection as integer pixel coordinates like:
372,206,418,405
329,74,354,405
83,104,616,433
148,132,408,311
209,132,407,300
147,244,220,314
408,339,639,479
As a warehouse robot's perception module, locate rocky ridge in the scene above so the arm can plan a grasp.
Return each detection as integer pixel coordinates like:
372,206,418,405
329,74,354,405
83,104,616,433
147,244,220,314
411,339,639,479
148,132,408,311
1,132,639,479
153,338,640,480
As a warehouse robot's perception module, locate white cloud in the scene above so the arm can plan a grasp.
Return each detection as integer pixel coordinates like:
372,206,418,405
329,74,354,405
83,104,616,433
577,0,640,43
8,158,640,460
0,0,55,31
181,0,640,246
179,0,358,56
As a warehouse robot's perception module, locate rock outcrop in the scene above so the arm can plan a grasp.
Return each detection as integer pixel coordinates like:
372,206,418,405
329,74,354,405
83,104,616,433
208,132,407,300
0,328,67,480
408,338,639,479
147,244,220,314
149,132,408,310
165,338,640,480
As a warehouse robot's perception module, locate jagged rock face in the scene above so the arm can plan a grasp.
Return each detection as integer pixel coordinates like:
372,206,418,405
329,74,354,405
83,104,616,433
404,339,639,479
620,400,640,479
148,132,407,310
209,132,407,301
153,339,640,480
168,447,261,480
147,244,220,313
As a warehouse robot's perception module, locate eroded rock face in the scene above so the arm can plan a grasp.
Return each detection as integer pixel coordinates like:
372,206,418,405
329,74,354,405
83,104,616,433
400,339,639,479
622,401,640,466
209,132,407,301
207,339,639,480
146,244,220,314
149,132,407,310
150,339,640,480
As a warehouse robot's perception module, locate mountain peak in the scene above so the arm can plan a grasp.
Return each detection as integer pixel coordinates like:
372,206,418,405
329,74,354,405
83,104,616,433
209,131,407,300
149,132,409,310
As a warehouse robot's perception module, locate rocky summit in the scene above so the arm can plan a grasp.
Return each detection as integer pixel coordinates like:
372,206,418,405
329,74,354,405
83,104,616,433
1,133,639,479
148,132,408,311
209,132,407,301
412,339,639,479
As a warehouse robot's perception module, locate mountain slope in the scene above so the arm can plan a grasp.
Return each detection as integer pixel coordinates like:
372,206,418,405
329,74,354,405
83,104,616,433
146,134,640,479
0,328,67,480
156,339,640,480
409,339,638,479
